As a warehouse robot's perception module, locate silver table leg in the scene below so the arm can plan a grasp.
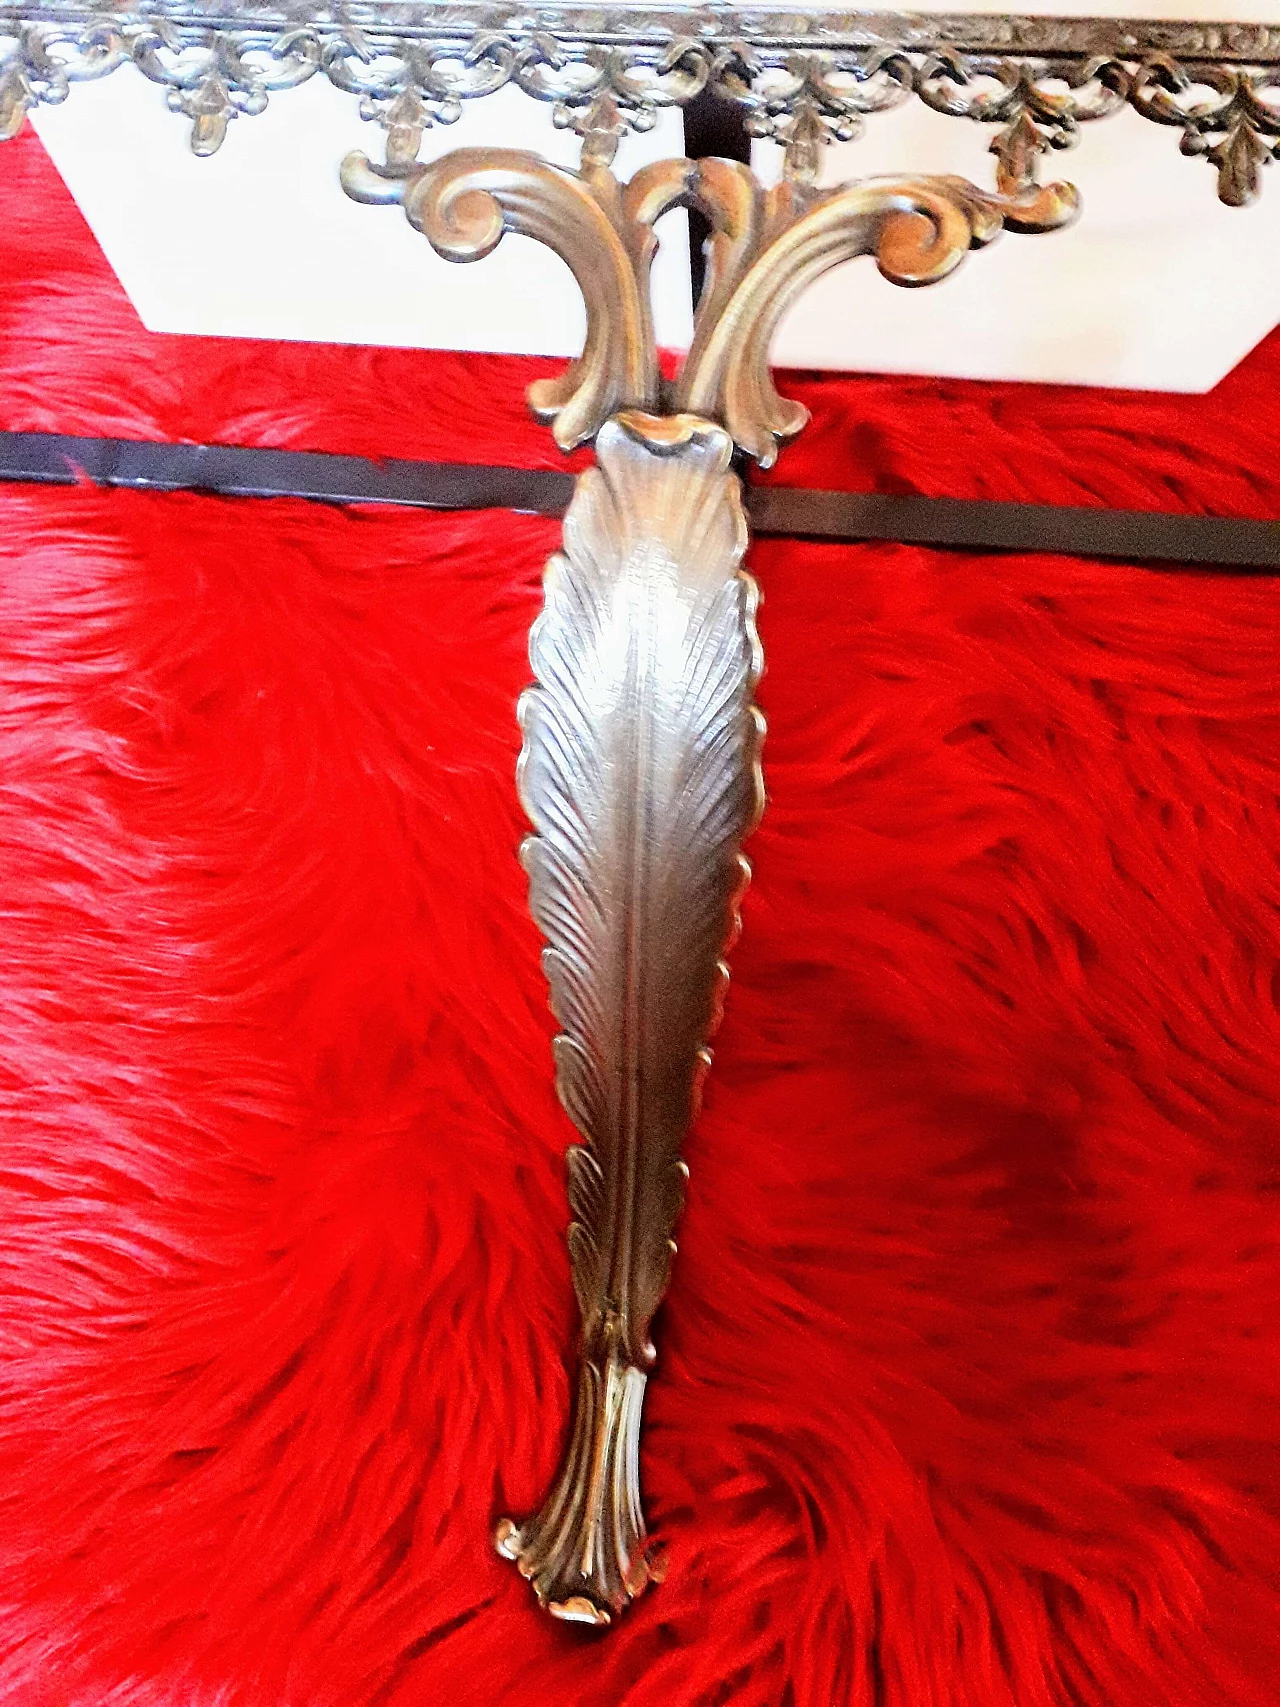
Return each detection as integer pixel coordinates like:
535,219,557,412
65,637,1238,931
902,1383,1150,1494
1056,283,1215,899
343,115,1074,1625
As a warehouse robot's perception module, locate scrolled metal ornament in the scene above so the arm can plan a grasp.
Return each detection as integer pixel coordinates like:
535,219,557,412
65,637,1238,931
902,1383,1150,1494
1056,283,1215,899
130,20,320,155
324,29,515,169
1131,57,1280,206
0,17,123,139
916,50,1125,210
514,30,709,138
342,122,1074,1622
713,43,914,179
341,141,659,449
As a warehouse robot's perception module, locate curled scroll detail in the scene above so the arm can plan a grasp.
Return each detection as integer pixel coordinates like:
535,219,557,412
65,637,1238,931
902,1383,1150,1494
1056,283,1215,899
341,145,658,449
343,143,1074,467
678,172,1020,466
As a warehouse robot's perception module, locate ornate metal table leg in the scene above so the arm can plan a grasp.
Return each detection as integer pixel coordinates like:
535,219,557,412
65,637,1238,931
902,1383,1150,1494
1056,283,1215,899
343,115,1074,1625
497,407,762,1622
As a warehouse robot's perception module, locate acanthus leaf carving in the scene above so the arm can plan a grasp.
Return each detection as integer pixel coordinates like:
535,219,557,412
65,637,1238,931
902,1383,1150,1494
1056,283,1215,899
0,0,1275,1639
499,407,761,1622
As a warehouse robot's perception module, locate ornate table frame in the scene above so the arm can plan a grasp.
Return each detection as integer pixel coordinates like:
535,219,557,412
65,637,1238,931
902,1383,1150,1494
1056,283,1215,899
3,0,1275,1628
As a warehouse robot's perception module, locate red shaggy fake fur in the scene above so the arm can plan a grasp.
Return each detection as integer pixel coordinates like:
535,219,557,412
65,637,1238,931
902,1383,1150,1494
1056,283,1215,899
0,125,1278,1706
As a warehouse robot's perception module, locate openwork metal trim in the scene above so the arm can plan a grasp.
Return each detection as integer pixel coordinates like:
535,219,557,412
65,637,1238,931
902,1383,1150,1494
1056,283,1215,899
6,6,1280,202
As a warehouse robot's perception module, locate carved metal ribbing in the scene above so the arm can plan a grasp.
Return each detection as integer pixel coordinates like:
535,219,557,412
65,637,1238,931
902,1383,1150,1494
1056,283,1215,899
498,409,762,1621
5,7,1280,203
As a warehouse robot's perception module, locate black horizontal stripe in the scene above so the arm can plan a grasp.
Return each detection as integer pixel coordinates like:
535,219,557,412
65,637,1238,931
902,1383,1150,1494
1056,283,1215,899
0,430,577,515
747,485,1280,569
1,429,1277,572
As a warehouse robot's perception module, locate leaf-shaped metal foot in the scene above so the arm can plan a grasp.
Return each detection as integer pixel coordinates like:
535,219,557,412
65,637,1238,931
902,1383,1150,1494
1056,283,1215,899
495,1342,649,1624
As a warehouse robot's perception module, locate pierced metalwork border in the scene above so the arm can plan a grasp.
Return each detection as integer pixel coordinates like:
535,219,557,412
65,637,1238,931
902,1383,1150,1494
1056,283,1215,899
7,6,1280,57
4,6,1280,200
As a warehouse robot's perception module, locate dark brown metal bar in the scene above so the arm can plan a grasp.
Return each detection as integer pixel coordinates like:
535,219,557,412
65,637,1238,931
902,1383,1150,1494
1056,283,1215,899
747,484,1280,569
2,429,1277,571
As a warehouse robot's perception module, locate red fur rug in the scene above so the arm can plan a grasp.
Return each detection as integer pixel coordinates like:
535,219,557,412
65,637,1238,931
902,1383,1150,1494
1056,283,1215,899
1,125,1278,1706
